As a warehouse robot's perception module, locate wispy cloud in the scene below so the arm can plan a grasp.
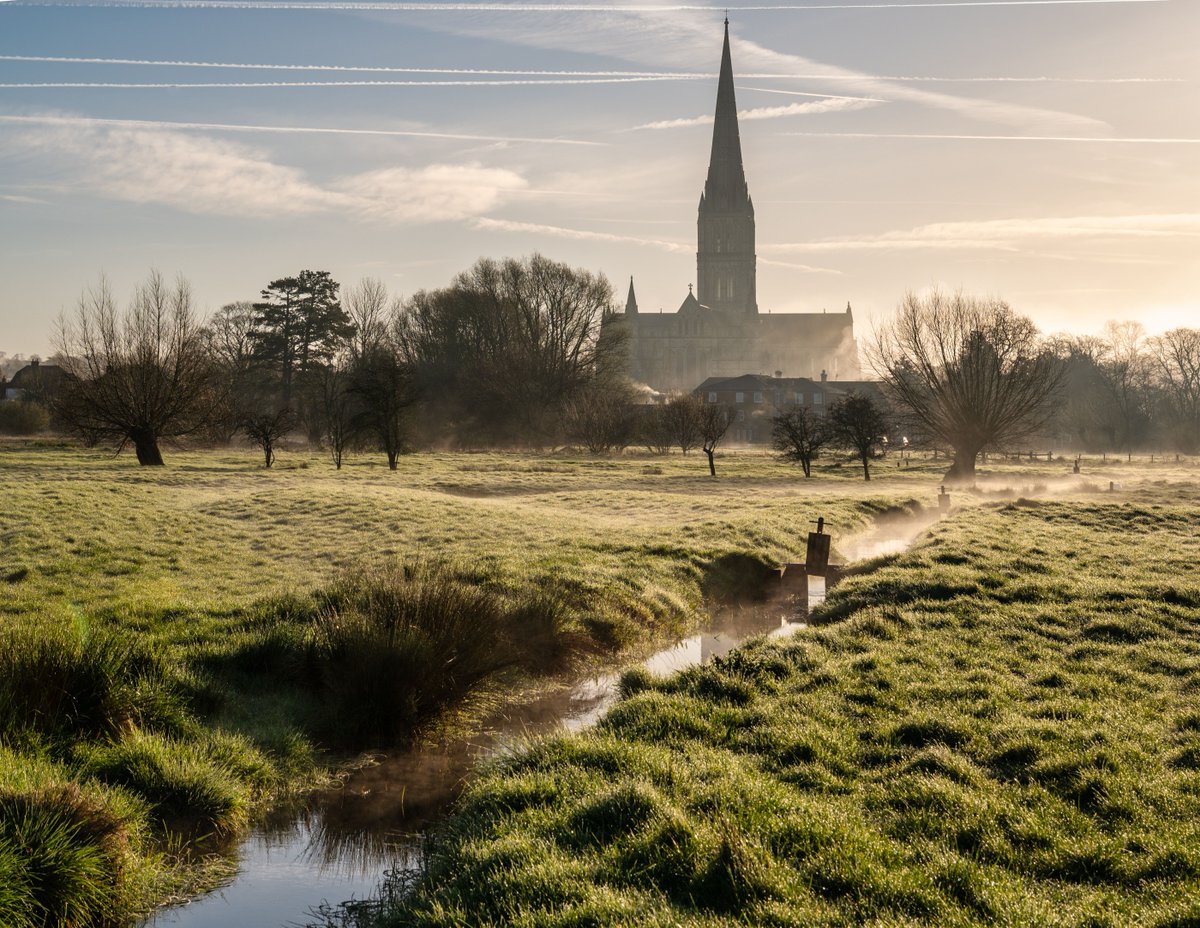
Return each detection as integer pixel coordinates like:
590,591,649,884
764,213,1200,252
0,114,527,221
471,217,692,253
0,76,694,88
635,96,881,130
0,113,603,146
2,0,1168,8
783,131,1200,144
758,257,843,274
0,193,47,204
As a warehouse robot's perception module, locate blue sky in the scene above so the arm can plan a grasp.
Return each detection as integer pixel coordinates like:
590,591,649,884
1,0,1197,357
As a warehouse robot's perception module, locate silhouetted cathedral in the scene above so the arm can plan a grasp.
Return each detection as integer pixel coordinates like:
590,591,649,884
610,20,860,393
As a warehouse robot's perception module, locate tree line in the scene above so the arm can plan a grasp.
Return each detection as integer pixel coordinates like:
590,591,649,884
49,256,628,466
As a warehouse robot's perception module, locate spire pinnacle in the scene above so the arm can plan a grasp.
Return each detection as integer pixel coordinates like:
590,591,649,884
625,276,639,314
703,18,749,212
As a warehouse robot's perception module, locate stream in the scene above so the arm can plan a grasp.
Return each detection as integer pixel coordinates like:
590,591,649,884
146,517,931,927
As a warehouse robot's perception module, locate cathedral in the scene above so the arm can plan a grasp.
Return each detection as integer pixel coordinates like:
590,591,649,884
610,21,861,394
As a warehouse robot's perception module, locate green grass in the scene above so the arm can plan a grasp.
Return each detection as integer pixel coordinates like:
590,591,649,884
2,440,1197,925
347,486,1200,927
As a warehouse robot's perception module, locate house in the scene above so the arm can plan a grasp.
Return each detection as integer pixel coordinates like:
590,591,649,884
4,359,73,403
694,371,886,444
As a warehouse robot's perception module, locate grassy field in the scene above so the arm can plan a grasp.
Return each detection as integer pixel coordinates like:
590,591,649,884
329,475,1200,926
2,439,977,925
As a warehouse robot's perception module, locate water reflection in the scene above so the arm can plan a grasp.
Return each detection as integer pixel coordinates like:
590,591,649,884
148,584,820,927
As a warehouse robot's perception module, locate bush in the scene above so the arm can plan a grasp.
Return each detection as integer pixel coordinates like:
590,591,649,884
0,783,135,928
0,401,49,436
0,624,191,744
307,562,524,745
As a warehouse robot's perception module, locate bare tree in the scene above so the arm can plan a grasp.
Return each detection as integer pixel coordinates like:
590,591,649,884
350,321,415,470
241,406,296,468
566,382,637,454
315,359,357,469
771,405,828,477
698,402,731,477
55,271,221,466
1147,328,1200,453
828,392,889,481
870,290,1064,482
663,393,704,455
1095,321,1152,459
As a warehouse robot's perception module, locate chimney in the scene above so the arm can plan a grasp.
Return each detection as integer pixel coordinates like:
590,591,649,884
30,358,40,369
820,369,827,383
774,370,782,379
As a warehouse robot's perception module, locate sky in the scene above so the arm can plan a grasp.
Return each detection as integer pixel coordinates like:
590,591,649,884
1,0,1197,358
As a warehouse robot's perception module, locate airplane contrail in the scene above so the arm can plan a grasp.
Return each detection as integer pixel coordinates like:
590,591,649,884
0,0,1170,10
0,57,1182,83
784,131,1200,143
0,77,698,87
0,113,606,145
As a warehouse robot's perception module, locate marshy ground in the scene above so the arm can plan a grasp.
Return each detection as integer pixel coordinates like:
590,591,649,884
1,441,1197,926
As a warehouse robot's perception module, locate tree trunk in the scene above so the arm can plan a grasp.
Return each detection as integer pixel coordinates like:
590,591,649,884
861,454,871,481
263,442,274,468
706,448,716,477
131,430,164,466
945,446,980,483
801,457,812,478
387,449,399,470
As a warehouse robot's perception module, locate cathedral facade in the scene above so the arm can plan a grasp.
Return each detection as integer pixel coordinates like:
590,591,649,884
610,21,860,395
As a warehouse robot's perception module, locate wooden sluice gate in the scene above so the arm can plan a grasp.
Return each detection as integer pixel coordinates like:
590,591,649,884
777,517,844,610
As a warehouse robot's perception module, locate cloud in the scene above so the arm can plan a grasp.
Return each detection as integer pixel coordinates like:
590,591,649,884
471,217,692,252
784,131,1200,144
634,96,881,130
339,164,527,221
0,115,527,222
0,193,47,204
0,113,602,146
3,0,1168,8
764,213,1200,252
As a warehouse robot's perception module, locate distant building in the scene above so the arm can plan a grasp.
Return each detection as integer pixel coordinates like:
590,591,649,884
4,358,72,402
606,21,860,395
695,371,885,444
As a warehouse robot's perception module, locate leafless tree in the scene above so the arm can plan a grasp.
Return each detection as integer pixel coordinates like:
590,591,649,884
771,405,828,477
315,359,357,469
344,277,394,364
350,320,415,470
698,402,731,477
828,392,889,481
869,289,1065,482
566,381,637,454
241,406,296,468
662,393,704,455
1147,327,1200,453
1095,321,1152,459
55,271,221,465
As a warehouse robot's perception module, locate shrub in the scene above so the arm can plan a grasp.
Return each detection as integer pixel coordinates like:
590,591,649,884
0,401,49,436
307,562,523,745
0,624,190,744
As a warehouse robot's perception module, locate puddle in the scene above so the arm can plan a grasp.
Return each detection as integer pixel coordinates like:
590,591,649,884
144,584,820,927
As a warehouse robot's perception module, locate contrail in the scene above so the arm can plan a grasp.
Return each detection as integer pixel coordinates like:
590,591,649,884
784,131,1200,143
0,0,1170,10
0,113,606,145
0,57,1180,84
0,77,702,88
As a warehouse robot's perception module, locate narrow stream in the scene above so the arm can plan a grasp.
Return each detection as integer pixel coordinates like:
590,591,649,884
146,517,932,927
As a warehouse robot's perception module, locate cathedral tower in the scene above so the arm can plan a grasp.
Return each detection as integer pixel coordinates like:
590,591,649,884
696,20,757,316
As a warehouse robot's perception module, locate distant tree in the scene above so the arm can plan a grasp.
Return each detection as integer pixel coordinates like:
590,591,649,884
350,332,415,471
1147,327,1200,453
395,255,627,445
54,271,221,466
698,402,731,477
828,392,889,481
315,360,357,469
771,405,828,477
567,381,637,454
241,406,295,468
870,290,1065,482
638,404,674,455
251,270,354,408
662,393,704,455
1095,321,1152,459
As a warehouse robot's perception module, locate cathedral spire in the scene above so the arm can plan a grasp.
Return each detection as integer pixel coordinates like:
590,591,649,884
703,18,749,211
696,20,756,315
625,276,639,314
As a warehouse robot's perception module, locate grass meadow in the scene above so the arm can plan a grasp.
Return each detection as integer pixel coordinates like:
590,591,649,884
348,482,1200,928
1,439,1197,925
